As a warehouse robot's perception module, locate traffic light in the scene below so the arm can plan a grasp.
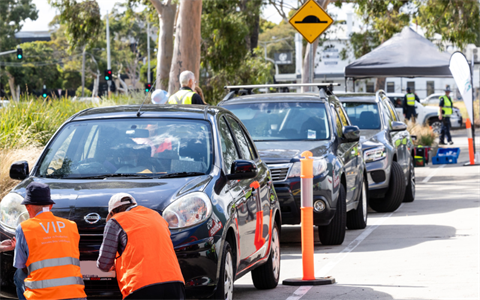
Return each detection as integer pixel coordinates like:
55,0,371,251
104,69,112,81
42,87,47,99
145,83,151,93
17,48,23,60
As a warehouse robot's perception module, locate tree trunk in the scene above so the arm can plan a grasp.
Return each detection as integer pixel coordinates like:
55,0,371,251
81,46,86,97
6,72,17,101
375,77,386,92
151,0,177,91
301,0,330,92
168,0,203,95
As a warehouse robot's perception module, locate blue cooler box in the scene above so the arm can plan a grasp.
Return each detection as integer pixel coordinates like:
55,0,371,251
432,148,461,164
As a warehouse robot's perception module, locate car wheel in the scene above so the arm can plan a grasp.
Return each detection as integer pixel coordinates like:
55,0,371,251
318,183,346,245
369,161,406,212
403,158,415,203
346,176,368,230
429,118,442,134
251,221,280,289
213,240,235,300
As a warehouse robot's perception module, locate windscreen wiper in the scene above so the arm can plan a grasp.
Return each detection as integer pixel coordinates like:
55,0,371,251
159,172,206,178
65,173,155,179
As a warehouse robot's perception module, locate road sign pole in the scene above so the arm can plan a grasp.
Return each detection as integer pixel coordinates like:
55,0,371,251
310,43,313,92
106,10,112,97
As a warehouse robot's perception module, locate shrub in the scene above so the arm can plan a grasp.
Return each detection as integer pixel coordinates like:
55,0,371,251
407,120,437,147
75,86,92,97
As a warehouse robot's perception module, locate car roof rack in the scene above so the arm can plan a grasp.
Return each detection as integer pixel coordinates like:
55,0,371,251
223,83,340,101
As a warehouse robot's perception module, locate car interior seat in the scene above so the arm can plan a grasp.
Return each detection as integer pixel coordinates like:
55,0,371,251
358,111,379,129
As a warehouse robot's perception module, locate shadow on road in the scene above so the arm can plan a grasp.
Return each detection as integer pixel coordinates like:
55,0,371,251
234,283,395,300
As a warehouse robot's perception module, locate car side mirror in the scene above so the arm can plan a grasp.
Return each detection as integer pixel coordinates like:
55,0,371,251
226,160,257,180
10,161,29,180
341,126,360,143
391,121,407,132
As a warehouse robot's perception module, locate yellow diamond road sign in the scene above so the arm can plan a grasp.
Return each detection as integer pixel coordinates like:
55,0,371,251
289,0,334,44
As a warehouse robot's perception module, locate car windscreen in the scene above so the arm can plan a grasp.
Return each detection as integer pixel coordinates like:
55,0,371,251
342,102,381,130
224,102,330,141
37,118,213,178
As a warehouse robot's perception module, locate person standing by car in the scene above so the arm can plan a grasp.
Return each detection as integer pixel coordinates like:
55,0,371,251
13,182,86,300
168,70,205,105
97,193,185,300
439,87,454,145
403,87,420,121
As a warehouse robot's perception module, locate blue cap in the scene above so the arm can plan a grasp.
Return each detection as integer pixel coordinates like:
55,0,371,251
21,182,56,205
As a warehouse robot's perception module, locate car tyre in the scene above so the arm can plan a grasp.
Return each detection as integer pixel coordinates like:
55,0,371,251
403,158,415,203
429,118,442,134
251,221,280,289
369,161,405,212
318,183,346,245
346,176,368,230
213,240,235,300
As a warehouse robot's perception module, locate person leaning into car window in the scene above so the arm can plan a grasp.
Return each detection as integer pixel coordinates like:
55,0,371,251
97,193,185,300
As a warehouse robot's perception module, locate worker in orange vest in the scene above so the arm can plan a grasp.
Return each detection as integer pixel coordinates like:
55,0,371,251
97,193,185,299
13,182,86,300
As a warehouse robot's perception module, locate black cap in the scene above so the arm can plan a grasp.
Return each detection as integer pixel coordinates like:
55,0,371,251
21,182,56,205
406,87,411,92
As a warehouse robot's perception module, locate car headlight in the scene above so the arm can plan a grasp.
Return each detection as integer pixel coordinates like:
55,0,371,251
163,192,212,229
364,146,386,163
288,157,328,178
0,193,29,231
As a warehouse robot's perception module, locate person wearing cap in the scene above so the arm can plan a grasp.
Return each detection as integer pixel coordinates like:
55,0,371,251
403,87,420,121
439,87,454,145
13,182,86,300
167,70,205,105
97,193,185,299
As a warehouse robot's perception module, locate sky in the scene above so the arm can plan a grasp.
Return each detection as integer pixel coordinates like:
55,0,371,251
21,0,356,32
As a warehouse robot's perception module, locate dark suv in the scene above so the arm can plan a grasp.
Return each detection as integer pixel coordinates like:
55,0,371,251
218,84,367,246
338,91,415,212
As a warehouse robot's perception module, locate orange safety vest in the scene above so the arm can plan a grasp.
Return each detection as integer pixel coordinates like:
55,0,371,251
21,211,86,300
112,206,184,299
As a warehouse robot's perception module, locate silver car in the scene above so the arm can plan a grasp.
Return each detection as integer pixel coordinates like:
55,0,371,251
338,91,415,212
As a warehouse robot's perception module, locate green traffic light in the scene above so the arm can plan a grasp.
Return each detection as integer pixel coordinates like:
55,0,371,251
17,55,22,59
42,94,47,98
105,76,110,81
145,89,149,92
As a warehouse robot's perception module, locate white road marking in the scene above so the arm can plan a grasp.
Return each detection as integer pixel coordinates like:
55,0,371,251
422,165,446,183
285,206,402,300
286,286,312,300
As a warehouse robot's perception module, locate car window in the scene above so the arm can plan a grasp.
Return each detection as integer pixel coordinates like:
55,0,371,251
218,116,240,174
336,105,350,126
332,106,343,137
226,116,254,160
342,102,381,130
37,118,213,178
224,102,330,141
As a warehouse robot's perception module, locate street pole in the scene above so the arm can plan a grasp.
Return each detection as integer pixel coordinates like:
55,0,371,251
471,53,476,157
81,46,85,97
0,49,16,56
106,10,111,97
147,18,151,85
310,43,313,92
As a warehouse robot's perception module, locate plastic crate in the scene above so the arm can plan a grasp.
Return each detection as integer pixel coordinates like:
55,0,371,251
432,148,460,165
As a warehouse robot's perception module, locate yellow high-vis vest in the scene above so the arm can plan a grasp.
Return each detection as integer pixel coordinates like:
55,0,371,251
168,89,195,104
440,95,453,117
406,93,416,106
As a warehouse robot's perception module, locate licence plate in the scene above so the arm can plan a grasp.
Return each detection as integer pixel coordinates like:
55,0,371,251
80,261,116,280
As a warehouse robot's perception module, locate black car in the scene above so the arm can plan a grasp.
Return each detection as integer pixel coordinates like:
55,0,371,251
0,105,281,300
339,91,415,212
218,84,367,246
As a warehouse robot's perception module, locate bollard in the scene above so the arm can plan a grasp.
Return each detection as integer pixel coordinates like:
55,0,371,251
466,119,475,165
283,151,335,286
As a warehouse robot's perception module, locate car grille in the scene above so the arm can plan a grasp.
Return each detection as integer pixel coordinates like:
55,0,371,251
267,163,291,181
